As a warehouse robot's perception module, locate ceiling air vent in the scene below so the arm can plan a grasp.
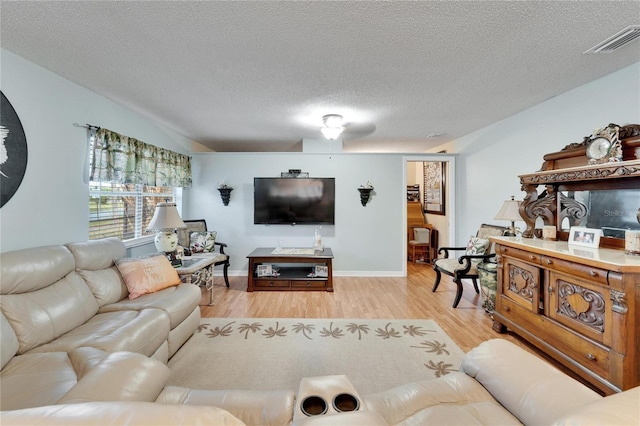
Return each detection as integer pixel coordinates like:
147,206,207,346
584,25,640,54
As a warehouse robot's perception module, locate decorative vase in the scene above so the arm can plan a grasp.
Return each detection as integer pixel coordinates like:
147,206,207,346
313,226,324,252
154,230,179,253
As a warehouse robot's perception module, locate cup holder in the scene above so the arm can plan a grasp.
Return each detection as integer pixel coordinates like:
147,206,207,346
300,395,328,416
332,393,360,412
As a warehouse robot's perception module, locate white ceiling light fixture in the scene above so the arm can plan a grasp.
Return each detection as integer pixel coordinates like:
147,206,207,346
320,114,344,140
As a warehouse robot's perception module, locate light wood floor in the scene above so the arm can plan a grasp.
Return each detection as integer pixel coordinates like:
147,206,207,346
200,260,604,393
200,261,527,353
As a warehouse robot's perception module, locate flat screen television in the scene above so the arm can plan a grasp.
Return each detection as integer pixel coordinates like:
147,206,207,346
254,177,335,225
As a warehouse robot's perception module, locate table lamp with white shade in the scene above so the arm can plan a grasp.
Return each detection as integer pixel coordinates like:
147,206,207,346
494,196,523,236
146,202,186,253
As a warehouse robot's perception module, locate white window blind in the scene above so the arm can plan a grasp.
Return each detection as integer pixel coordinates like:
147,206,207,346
89,182,176,241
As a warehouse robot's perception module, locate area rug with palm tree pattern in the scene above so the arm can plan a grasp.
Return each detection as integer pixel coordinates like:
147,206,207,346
167,318,465,395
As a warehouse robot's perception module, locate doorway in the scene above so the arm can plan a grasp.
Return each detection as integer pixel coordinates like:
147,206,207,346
403,156,456,276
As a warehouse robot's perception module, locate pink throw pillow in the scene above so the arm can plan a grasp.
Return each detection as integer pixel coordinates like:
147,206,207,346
115,255,181,300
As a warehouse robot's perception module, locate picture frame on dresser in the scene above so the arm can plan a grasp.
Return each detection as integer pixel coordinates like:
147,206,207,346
568,227,601,248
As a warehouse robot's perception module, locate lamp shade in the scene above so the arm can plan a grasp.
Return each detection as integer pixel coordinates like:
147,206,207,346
494,197,522,222
146,202,186,231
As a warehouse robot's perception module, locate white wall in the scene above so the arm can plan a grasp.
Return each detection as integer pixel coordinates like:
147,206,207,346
452,62,640,244
1,48,637,278
184,153,405,275
0,49,195,251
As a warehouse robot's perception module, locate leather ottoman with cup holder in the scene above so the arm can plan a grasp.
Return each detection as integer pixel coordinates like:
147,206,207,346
293,375,362,420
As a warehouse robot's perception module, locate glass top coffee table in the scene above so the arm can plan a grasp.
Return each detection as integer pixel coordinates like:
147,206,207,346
175,256,218,305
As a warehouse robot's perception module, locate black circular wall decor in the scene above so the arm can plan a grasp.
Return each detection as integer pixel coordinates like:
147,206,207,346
1,91,28,208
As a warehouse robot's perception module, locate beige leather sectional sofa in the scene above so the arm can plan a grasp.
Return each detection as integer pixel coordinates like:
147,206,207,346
1,238,638,425
0,237,199,409
0,238,295,424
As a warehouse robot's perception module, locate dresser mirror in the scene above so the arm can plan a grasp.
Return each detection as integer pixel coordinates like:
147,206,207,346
559,189,640,239
518,123,639,247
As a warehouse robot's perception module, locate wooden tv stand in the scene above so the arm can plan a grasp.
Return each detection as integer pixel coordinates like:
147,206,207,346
247,247,333,292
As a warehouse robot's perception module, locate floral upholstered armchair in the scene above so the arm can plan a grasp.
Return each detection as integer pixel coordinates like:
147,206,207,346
432,224,508,308
176,219,230,287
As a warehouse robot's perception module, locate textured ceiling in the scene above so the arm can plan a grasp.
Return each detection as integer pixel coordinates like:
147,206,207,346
1,1,639,152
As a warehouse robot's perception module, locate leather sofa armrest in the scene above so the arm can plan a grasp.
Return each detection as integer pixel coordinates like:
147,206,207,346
552,386,640,426
0,401,246,426
157,385,295,426
57,352,170,404
461,339,602,425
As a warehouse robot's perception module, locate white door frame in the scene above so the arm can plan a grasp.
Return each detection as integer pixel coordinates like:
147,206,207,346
402,155,457,277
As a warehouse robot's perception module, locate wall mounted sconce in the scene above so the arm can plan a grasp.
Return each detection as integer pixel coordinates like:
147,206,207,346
218,185,233,206
357,182,374,206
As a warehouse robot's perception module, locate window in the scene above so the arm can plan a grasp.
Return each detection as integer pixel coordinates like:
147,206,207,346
86,127,190,243
89,182,177,241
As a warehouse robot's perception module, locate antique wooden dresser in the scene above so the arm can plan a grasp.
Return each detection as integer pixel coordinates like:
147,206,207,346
491,123,640,395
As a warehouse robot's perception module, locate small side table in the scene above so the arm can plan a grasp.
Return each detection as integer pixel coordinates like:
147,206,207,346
175,256,217,306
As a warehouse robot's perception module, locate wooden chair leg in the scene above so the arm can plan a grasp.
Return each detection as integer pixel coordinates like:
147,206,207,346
223,258,230,288
432,269,442,292
452,277,464,308
472,278,480,294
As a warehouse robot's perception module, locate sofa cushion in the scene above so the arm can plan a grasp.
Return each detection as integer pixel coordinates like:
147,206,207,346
1,272,99,354
363,372,520,425
26,309,170,358
66,347,115,379
78,267,129,307
462,339,601,425
1,312,19,369
0,401,246,426
157,386,296,426
0,245,75,294
66,238,130,306
99,283,201,329
115,255,181,300
58,351,170,405
0,347,109,411
166,308,200,358
65,237,126,271
1,352,80,410
434,258,480,275
552,386,640,426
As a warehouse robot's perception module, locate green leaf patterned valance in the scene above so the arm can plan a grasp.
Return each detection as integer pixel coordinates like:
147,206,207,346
90,128,192,187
